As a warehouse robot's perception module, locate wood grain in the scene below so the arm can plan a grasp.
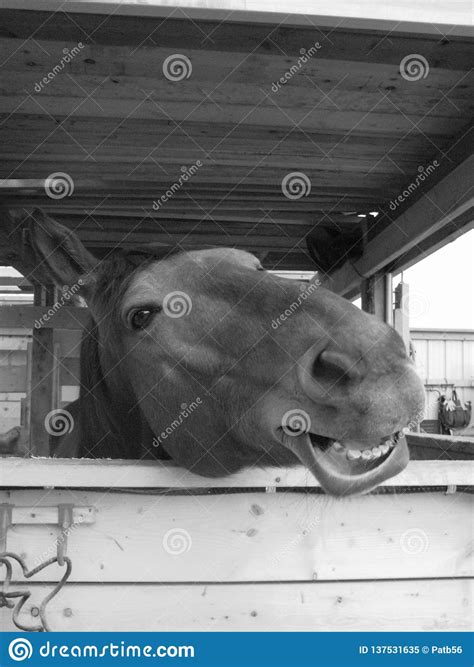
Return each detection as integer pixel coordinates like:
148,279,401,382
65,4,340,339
1,579,471,632
1,457,471,489
0,488,471,583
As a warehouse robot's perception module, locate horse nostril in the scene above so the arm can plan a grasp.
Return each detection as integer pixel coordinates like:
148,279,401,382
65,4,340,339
296,342,363,404
312,349,361,384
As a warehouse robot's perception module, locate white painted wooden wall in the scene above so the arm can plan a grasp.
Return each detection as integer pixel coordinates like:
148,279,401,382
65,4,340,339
411,330,474,422
0,460,472,632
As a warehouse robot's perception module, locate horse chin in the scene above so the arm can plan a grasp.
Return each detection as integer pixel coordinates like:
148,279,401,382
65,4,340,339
280,430,409,496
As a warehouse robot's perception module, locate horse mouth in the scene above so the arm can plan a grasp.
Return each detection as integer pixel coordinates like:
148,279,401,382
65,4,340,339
281,429,409,496
309,432,399,465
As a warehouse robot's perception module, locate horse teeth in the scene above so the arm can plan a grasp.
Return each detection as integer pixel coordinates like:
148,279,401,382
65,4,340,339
346,449,362,460
379,442,390,455
333,441,345,452
345,439,394,462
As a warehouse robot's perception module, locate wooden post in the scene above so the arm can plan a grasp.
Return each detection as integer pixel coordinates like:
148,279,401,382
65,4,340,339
393,282,411,353
29,284,58,456
17,341,33,456
361,272,390,322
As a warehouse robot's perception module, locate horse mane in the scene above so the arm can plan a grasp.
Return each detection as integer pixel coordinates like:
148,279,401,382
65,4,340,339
75,246,180,459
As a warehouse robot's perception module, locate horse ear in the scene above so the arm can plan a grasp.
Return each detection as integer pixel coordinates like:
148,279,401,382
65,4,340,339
27,209,97,292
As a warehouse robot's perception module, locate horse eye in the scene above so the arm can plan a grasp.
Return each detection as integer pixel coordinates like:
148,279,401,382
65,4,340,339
128,308,160,330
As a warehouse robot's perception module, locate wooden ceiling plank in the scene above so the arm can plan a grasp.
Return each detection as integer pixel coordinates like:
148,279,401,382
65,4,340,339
2,70,472,118
0,95,462,136
1,115,463,148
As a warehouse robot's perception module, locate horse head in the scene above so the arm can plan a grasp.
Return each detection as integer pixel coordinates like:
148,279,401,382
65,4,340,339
26,209,424,496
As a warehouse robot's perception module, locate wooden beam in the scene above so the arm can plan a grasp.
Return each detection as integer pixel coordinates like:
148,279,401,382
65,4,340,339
2,1,472,37
4,75,471,131
0,305,89,330
0,459,471,489
325,154,474,297
407,432,474,459
0,358,80,392
0,277,32,288
0,8,470,66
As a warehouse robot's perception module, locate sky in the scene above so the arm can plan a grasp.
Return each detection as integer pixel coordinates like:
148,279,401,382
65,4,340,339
393,228,474,329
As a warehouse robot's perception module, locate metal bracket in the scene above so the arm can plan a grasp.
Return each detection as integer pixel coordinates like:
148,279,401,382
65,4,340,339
0,503,94,631
0,503,12,554
57,504,74,566
0,504,95,559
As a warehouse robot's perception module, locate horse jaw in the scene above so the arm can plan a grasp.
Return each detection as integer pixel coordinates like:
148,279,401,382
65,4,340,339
281,431,409,496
